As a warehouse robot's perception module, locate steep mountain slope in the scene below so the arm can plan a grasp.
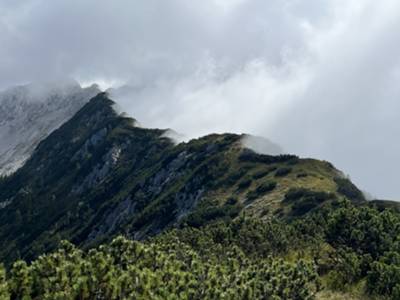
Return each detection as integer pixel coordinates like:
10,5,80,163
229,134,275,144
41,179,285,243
0,81,100,175
0,93,365,264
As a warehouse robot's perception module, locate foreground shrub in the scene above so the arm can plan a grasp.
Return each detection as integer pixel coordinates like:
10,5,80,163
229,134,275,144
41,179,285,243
2,236,318,300
367,251,400,299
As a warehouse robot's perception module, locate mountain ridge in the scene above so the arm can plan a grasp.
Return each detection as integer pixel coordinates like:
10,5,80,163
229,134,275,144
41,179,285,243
0,92,367,265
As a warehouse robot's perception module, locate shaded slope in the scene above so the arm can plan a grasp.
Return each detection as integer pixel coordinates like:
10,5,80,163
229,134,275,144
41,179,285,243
0,93,172,262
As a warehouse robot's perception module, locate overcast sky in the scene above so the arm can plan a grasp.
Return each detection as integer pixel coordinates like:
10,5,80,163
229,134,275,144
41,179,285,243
1,0,400,199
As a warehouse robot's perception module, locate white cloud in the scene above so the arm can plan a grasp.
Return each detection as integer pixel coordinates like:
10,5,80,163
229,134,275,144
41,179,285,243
1,0,399,199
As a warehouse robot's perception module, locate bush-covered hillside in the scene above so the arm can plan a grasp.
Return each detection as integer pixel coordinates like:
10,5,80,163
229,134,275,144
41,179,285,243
1,93,399,299
1,199,400,299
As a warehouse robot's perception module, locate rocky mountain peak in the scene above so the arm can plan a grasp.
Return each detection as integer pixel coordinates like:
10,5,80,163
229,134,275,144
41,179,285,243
0,81,100,175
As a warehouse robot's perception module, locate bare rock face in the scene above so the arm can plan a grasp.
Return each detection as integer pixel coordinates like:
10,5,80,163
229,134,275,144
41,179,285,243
0,80,100,175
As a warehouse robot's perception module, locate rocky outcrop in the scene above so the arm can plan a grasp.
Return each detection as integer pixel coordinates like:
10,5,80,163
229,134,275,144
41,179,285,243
0,81,100,175
72,145,122,194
